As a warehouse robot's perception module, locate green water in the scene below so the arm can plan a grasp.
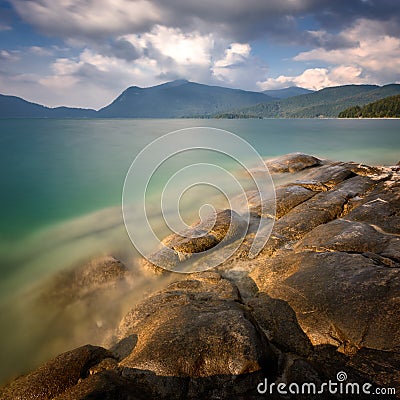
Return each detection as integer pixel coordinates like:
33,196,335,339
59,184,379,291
1,118,398,241
0,118,399,383
0,117,399,289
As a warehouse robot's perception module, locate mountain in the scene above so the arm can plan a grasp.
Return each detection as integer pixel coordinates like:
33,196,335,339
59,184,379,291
262,86,314,99
2,81,400,119
338,94,400,118
97,80,274,118
219,84,400,118
0,94,96,118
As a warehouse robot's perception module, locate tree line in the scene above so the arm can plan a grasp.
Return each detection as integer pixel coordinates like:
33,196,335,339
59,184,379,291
338,94,400,118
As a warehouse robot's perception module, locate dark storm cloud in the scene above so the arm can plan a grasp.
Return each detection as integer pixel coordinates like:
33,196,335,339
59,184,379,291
100,38,141,61
6,0,400,50
151,0,400,46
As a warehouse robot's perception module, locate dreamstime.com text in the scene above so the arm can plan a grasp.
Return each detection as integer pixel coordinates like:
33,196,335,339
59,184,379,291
257,372,396,396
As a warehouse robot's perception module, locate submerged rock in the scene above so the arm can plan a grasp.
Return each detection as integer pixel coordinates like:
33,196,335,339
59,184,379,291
2,154,399,399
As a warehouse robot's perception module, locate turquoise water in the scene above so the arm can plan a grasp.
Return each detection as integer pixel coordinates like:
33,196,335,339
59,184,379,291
0,118,399,382
1,118,398,240
1,119,399,276
0,118,399,290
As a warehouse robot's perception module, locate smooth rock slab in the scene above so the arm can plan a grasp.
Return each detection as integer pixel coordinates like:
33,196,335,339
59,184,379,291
251,250,400,352
264,153,322,173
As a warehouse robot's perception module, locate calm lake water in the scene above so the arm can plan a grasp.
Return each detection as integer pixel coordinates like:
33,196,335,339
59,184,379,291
0,117,399,382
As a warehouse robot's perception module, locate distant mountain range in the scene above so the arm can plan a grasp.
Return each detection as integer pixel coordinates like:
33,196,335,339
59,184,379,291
0,94,97,118
262,86,314,99
1,80,399,119
220,84,400,118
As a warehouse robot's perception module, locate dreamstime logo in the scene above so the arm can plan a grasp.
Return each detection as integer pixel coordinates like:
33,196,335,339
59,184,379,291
257,371,396,396
122,127,275,273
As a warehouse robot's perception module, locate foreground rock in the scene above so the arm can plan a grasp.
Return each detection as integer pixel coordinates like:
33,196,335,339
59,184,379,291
1,153,399,399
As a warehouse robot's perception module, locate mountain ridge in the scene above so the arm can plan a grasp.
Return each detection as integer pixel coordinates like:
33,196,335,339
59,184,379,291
97,80,274,118
1,80,400,118
217,84,400,118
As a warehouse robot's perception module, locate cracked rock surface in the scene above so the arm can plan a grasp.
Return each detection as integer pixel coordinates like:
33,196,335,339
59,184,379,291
1,154,399,399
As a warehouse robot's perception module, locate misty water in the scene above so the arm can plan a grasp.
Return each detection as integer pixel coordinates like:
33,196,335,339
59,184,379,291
0,118,399,383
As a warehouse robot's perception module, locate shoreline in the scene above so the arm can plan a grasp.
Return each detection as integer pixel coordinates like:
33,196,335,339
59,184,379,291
1,153,399,398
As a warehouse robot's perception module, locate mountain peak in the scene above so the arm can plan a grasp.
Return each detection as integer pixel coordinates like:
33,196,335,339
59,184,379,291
156,79,190,89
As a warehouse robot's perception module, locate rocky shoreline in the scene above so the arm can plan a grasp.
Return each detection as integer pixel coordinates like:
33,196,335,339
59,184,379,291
1,153,399,399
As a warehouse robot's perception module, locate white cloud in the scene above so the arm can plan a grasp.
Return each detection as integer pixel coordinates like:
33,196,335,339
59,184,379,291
294,19,400,82
28,46,53,56
212,43,267,88
213,43,251,69
258,65,364,91
22,27,268,108
0,49,20,62
259,18,400,90
125,25,214,67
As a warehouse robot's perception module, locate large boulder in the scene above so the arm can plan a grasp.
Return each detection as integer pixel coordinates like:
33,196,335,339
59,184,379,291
115,272,277,398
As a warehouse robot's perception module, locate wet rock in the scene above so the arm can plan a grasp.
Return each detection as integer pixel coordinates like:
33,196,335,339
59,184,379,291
248,185,316,220
40,256,130,303
0,345,113,400
144,209,247,272
294,219,399,261
346,179,400,234
251,249,400,352
264,153,322,173
296,162,355,189
116,272,277,398
3,154,399,399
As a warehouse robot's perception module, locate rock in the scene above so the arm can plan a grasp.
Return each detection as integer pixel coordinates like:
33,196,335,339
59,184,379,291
346,179,400,234
246,293,313,357
2,154,399,399
54,370,146,400
294,219,399,261
40,256,131,303
0,345,113,400
264,153,322,173
248,184,316,219
116,272,277,398
144,209,247,272
296,162,355,189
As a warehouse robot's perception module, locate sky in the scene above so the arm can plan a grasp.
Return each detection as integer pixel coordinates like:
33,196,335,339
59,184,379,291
1,0,400,109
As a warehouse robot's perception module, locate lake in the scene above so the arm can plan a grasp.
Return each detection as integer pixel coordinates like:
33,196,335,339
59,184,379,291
0,117,399,382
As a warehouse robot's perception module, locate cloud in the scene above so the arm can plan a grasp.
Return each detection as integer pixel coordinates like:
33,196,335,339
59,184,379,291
9,0,400,45
295,19,400,82
11,0,162,37
0,49,19,62
0,23,12,31
212,43,268,88
259,18,400,90
258,66,364,91
3,1,400,107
